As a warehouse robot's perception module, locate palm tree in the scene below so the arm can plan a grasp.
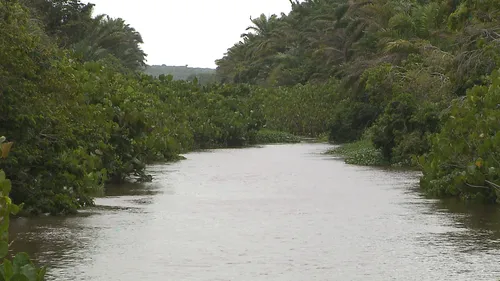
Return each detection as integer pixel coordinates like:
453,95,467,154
72,15,147,71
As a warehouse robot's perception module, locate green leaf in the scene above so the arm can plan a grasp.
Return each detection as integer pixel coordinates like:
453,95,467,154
467,164,476,174
20,264,37,281
13,253,31,271
0,222,8,238
36,267,46,281
10,274,29,281
2,259,13,280
10,204,20,215
1,180,11,195
0,241,8,259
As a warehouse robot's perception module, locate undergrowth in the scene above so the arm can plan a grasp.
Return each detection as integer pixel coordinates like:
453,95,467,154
327,139,388,166
254,129,301,144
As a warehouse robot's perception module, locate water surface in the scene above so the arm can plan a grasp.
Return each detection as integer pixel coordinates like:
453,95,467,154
10,143,500,280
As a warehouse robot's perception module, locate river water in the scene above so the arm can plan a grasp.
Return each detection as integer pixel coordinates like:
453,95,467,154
9,143,500,280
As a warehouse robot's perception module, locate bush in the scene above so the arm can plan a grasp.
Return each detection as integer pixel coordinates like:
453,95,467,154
0,1,267,214
254,130,301,144
328,139,388,166
0,138,46,280
329,100,380,143
420,69,500,203
258,79,338,137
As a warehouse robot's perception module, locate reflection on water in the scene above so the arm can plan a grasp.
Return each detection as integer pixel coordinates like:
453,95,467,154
9,143,500,281
429,199,500,252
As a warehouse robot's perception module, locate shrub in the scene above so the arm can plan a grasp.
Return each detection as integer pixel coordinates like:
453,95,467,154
420,70,500,203
0,138,46,281
254,129,301,144
328,139,388,166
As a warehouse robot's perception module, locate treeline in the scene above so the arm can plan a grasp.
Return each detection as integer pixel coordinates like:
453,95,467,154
2,0,500,214
216,0,500,203
144,65,216,85
0,0,277,215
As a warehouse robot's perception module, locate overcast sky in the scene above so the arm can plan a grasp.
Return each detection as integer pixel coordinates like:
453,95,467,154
87,0,294,68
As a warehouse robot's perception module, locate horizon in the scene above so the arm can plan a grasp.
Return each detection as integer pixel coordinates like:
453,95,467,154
86,0,295,68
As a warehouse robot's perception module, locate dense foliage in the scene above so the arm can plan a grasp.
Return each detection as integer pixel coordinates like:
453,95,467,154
2,0,500,214
3,0,497,277
328,139,387,166
0,139,46,281
419,70,500,203
254,130,301,144
22,0,146,71
0,0,280,215
217,0,500,203
144,65,216,85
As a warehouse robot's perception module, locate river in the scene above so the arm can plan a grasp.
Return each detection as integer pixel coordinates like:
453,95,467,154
9,143,500,280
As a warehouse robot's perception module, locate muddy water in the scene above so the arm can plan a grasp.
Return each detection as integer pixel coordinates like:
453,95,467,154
9,143,500,280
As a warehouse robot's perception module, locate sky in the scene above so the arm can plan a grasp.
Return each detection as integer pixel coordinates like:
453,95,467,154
86,0,294,68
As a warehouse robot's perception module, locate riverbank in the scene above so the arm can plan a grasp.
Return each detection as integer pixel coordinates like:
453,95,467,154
4,0,500,216
9,129,303,218
254,129,301,144
327,137,500,205
326,140,388,167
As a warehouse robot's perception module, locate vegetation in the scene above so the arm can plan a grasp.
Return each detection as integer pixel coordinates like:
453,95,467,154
144,65,216,85
1,0,500,216
2,0,499,278
419,70,500,203
254,130,301,144
1,139,46,281
0,0,270,215
328,139,387,166
216,0,500,203
254,80,338,137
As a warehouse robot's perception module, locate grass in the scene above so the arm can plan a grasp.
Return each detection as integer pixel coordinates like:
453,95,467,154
327,139,388,166
254,129,301,144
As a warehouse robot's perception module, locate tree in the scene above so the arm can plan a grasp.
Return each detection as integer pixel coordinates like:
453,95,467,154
21,0,95,46
22,0,147,71
72,15,147,71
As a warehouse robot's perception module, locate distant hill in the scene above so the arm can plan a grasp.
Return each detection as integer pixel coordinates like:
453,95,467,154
144,65,216,84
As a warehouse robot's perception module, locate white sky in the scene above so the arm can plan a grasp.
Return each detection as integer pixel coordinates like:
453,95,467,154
87,0,294,68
